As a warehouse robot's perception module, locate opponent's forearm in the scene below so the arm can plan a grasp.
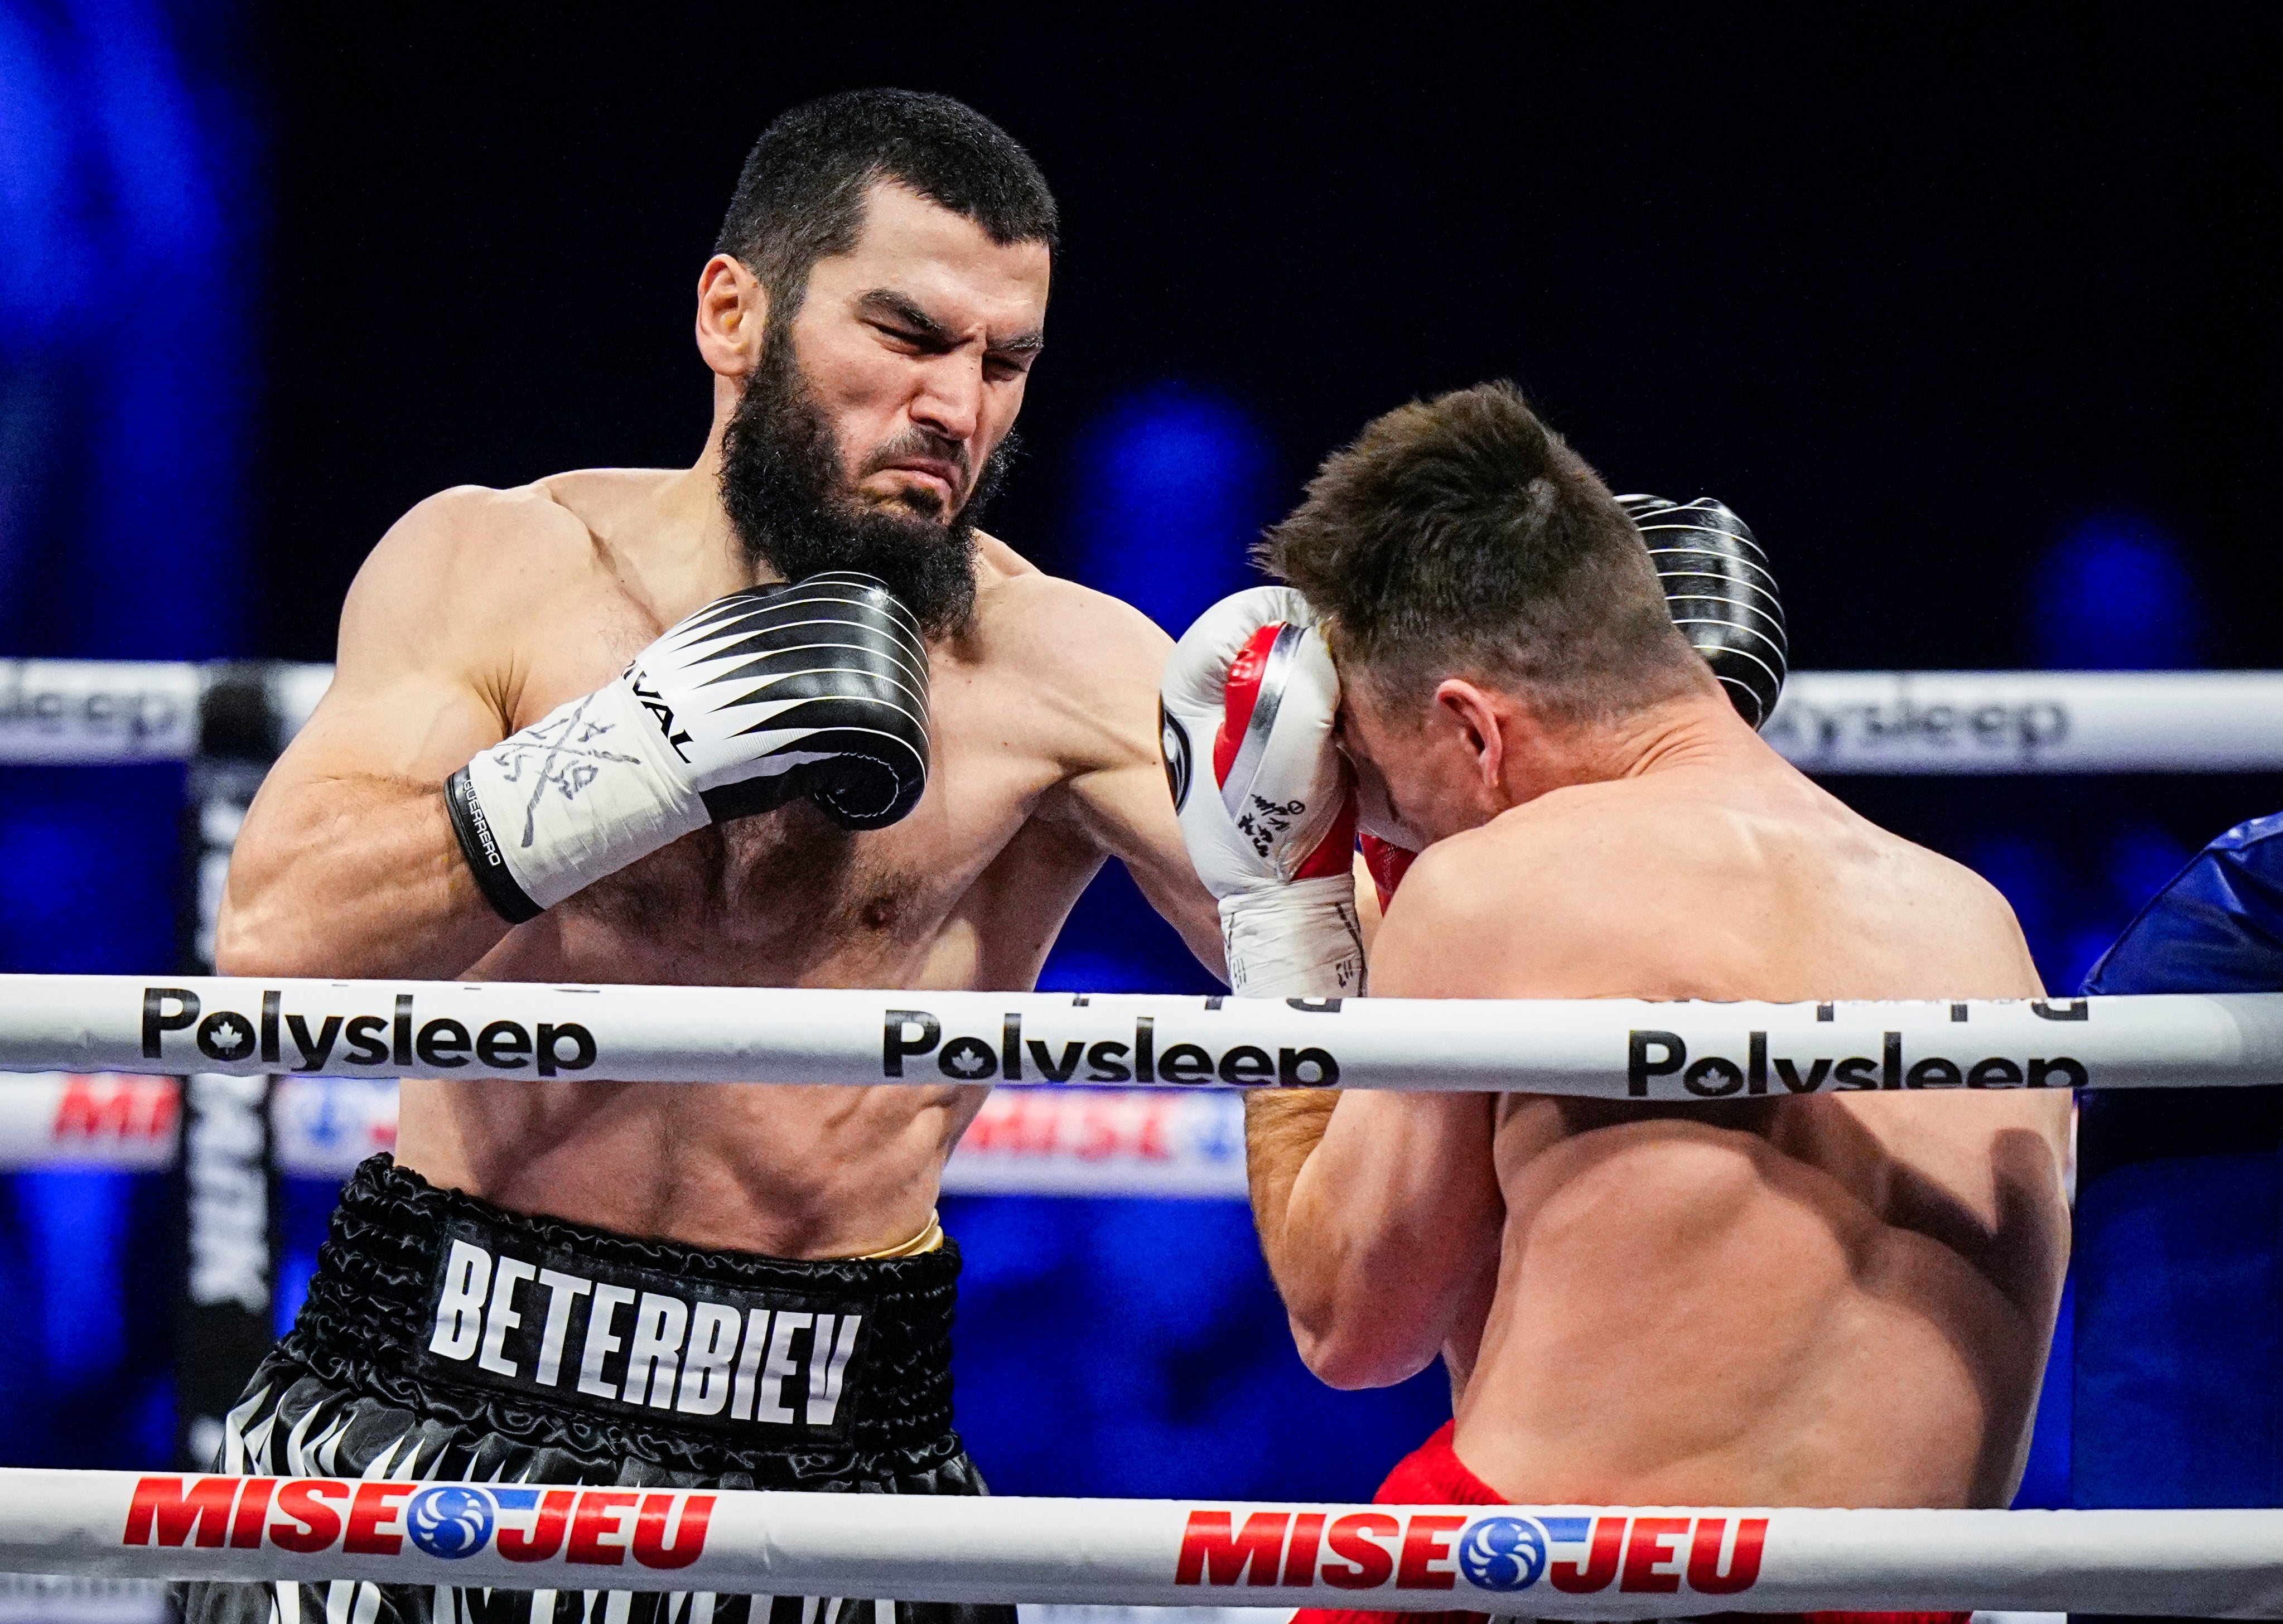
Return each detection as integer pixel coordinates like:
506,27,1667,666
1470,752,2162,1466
217,774,511,980
1253,1088,1428,1386
1245,1088,1338,1259
1245,1087,1343,1348
1251,1090,1503,1388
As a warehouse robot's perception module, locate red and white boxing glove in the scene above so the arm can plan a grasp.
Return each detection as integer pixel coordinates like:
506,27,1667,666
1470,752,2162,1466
1161,587,1363,999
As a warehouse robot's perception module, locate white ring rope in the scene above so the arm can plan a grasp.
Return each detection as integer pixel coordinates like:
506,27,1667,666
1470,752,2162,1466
0,660,329,764
1,1468,2276,1616
1,975,2279,1096
1764,669,2283,774
7,660,2283,772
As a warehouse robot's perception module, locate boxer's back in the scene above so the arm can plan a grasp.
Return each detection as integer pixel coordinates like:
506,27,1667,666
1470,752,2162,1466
1379,731,2071,1509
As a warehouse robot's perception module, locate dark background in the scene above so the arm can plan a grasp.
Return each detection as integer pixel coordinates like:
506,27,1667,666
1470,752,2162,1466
243,8,2282,674
3,2,2281,1505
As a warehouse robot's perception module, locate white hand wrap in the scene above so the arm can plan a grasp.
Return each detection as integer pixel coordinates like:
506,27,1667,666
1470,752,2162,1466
448,678,707,916
1219,877,1365,1000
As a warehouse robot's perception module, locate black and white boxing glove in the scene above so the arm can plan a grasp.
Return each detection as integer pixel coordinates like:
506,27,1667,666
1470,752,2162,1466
1617,495,1788,729
445,571,929,922
1162,587,1364,999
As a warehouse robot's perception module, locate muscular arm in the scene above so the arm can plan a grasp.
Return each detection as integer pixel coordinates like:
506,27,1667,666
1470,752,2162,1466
1065,747,1226,975
216,491,538,979
1027,582,1227,977
1246,849,1503,1389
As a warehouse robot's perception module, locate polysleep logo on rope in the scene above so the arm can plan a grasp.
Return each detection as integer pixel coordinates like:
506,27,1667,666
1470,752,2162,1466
1763,694,2071,765
883,1007,1340,1088
122,1476,713,1570
1174,1508,1766,1598
1626,1000,2093,1098
0,661,194,757
140,988,598,1077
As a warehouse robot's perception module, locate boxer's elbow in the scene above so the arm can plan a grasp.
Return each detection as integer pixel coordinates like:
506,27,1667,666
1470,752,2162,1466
1286,1282,1442,1390
214,893,324,979
1270,1182,1455,1388
211,820,329,976
215,859,363,978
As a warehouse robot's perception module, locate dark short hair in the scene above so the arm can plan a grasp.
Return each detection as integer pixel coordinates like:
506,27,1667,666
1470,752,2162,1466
716,89,1058,315
1260,381,1705,722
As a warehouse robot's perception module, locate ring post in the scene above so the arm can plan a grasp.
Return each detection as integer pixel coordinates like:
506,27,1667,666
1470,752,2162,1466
168,664,292,1471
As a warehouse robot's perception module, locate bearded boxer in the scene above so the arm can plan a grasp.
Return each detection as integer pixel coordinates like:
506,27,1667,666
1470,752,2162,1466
189,91,1218,1624
1162,382,2070,1624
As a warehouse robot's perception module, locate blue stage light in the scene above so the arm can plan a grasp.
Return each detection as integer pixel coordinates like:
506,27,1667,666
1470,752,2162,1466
0,0,257,659
0,765,181,973
2033,514,2202,671
0,9,81,345
2012,1275,2073,1509
1069,385,1274,634
19,1168,128,1378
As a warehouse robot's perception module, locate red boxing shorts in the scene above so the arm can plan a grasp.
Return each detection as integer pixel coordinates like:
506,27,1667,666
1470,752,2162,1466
1291,1421,1970,1624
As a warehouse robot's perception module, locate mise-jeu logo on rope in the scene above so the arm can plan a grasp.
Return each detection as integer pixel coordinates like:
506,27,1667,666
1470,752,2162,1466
140,988,596,1076
1174,1508,1765,1597
122,1476,712,1569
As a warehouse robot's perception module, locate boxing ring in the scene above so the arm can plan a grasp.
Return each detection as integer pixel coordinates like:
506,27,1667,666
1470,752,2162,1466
1,977,2281,1613
5,659,2283,1618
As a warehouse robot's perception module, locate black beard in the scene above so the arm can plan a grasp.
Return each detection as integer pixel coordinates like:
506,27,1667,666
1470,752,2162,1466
717,330,1015,638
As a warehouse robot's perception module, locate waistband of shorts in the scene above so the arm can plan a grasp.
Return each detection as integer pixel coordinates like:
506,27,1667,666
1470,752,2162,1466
282,1154,960,1456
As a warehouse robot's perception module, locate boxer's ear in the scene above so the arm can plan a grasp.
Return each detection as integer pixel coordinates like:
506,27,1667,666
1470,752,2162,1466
1432,679,1508,802
695,254,768,379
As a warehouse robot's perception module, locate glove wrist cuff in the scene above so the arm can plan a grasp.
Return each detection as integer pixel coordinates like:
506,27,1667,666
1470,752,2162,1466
445,768,544,923
1219,876,1367,1000
451,679,707,915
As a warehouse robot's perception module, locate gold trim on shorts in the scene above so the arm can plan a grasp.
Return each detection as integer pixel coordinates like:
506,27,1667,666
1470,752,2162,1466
859,1210,944,1259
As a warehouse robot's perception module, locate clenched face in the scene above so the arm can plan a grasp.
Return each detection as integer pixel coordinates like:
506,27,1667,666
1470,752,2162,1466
1335,673,1508,852
720,183,1051,635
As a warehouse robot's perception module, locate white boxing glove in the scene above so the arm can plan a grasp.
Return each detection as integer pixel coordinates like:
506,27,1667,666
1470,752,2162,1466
445,572,930,921
1161,587,1364,999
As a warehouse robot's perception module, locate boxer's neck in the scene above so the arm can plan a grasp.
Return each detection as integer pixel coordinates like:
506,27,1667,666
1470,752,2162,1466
1497,689,1759,809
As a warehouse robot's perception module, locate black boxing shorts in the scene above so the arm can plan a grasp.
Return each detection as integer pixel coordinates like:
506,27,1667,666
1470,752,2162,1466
178,1154,1011,1624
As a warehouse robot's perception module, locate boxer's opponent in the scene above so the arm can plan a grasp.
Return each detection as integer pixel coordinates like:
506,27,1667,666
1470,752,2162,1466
190,91,1218,1624
1163,383,2069,1624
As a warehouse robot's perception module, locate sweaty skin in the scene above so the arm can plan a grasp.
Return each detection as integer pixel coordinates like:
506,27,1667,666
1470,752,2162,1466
1249,685,2070,1510
220,183,1220,1259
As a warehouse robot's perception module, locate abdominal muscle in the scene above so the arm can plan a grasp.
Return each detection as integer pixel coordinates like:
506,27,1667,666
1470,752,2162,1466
1450,1099,2069,1509
394,1074,984,1259
391,829,1014,1260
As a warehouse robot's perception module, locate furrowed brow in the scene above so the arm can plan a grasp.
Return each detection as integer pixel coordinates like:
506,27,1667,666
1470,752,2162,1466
858,289,954,344
858,288,1043,357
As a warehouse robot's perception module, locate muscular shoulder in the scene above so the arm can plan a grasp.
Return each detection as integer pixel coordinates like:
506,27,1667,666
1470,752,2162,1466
962,534,1174,766
969,533,1170,661
1371,796,1650,997
1376,773,2036,1000
339,482,598,662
